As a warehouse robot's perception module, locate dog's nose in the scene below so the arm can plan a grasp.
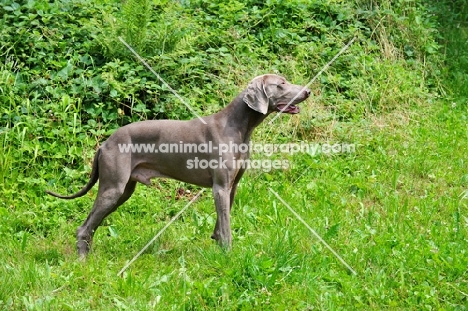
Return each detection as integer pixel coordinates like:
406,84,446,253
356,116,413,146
304,89,311,97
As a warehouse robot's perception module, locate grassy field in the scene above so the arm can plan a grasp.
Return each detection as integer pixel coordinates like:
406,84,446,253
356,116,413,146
1,0,467,309
3,94,467,310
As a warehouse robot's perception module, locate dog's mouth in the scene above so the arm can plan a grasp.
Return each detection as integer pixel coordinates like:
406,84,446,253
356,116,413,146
276,103,300,114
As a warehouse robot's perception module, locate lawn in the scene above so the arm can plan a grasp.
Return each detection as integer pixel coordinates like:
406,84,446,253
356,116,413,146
1,0,467,309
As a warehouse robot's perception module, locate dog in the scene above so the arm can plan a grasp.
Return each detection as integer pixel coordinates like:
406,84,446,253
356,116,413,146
46,74,310,256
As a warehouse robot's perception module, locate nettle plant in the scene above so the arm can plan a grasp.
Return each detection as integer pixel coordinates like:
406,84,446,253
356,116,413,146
0,0,442,191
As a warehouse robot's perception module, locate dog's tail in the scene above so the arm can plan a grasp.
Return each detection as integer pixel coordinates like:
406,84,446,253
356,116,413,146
45,149,101,199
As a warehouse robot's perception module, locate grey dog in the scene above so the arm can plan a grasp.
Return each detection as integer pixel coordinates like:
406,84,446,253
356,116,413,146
46,74,310,256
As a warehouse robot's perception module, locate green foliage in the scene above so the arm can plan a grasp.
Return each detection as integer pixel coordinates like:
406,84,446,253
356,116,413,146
94,0,189,58
429,0,468,104
1,0,467,309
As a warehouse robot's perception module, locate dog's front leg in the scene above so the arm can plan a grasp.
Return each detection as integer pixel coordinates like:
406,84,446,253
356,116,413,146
211,184,232,248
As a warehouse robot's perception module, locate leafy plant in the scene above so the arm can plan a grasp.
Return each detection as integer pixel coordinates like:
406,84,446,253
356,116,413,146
0,0,467,309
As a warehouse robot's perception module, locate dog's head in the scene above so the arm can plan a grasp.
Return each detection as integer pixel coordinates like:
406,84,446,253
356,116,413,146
243,74,310,115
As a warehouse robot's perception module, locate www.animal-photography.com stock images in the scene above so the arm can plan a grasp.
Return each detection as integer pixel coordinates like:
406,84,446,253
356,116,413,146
1,0,467,309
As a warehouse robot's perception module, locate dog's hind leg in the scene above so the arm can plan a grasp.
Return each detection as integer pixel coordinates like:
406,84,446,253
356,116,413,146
76,180,137,257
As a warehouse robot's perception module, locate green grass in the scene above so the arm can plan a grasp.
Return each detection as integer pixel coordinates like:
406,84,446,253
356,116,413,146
1,0,468,309
1,100,467,309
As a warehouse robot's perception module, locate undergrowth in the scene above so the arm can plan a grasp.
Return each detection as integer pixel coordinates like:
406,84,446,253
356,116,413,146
0,0,467,309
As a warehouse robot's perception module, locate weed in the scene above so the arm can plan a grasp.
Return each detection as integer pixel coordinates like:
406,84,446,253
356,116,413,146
0,0,467,309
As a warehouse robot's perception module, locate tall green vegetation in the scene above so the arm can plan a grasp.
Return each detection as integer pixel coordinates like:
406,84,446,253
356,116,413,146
431,0,468,102
0,0,443,186
0,0,466,309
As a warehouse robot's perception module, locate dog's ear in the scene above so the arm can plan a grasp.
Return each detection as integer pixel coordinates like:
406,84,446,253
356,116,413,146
243,76,269,114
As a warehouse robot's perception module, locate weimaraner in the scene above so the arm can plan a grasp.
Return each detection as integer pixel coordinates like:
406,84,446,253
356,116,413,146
46,74,310,256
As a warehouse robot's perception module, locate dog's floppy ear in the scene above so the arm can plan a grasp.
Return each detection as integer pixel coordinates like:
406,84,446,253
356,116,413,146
243,76,269,114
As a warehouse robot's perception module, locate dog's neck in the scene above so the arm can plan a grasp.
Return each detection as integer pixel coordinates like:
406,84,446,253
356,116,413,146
217,91,270,143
